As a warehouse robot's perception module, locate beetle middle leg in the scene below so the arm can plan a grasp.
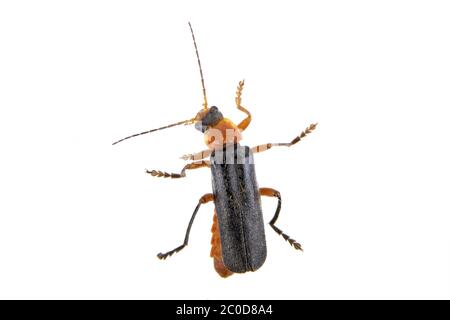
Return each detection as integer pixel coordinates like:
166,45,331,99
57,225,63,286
157,193,214,259
235,80,252,131
146,160,210,179
251,123,318,154
260,187,303,251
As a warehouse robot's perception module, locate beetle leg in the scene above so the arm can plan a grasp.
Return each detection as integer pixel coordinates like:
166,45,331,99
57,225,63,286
260,188,303,251
157,193,215,259
179,149,212,161
146,160,210,179
251,123,318,154
235,80,252,131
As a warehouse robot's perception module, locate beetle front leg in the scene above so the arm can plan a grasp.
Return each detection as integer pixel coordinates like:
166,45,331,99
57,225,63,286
157,193,214,259
179,149,212,161
235,80,252,132
146,160,210,179
260,187,303,251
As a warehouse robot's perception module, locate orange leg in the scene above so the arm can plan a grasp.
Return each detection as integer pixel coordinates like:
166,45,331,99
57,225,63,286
235,80,252,131
146,160,210,179
180,149,212,161
260,187,303,251
157,193,214,260
252,123,318,154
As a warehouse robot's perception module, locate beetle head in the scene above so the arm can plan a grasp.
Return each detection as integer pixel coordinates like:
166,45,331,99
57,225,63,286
194,106,224,133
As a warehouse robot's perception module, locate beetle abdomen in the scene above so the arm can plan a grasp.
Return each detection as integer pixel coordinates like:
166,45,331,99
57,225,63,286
210,144,267,273
210,212,234,278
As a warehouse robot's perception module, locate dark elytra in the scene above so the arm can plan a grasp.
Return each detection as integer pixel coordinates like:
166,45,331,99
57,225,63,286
210,143,267,273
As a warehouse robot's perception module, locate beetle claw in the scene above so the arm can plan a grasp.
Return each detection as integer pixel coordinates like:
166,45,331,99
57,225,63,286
157,253,166,260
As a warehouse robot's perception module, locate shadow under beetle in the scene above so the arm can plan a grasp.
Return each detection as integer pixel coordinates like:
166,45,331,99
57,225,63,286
113,23,318,277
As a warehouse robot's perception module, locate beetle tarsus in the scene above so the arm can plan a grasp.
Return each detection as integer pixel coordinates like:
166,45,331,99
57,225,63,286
157,245,186,260
180,150,212,161
146,169,184,179
146,161,209,179
235,80,252,132
251,123,318,154
260,187,304,252
180,154,194,161
271,224,303,251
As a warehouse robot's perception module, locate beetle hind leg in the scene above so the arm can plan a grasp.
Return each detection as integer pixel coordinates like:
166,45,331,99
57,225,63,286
260,188,303,251
157,244,186,260
157,193,214,259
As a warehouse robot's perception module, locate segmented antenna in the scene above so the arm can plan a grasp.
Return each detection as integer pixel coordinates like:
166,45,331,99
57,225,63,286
188,22,208,110
112,24,207,146
112,118,195,145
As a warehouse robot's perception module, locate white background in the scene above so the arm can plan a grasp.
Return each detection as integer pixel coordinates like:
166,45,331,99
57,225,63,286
0,1,449,299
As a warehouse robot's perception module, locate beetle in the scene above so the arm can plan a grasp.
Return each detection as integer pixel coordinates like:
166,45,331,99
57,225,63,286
112,23,317,277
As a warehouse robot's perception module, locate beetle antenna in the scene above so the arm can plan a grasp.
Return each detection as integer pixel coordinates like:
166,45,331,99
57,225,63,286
188,22,208,110
112,118,195,145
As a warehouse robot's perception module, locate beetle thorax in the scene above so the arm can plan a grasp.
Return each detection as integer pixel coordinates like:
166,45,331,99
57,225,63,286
203,118,242,150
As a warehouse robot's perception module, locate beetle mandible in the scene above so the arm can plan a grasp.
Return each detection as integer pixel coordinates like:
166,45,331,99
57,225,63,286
113,23,318,277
